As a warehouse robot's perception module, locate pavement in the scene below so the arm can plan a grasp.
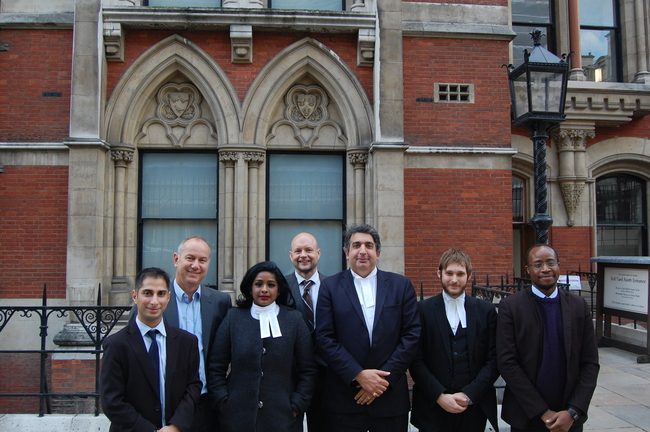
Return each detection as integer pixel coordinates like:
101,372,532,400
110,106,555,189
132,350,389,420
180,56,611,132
0,346,648,432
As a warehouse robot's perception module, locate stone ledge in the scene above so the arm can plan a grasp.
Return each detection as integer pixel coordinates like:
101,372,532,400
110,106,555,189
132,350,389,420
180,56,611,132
0,13,74,29
102,6,375,33
0,414,110,432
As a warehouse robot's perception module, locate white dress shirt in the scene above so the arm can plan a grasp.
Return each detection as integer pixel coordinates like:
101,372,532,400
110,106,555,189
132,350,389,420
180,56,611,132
351,267,378,345
442,290,467,335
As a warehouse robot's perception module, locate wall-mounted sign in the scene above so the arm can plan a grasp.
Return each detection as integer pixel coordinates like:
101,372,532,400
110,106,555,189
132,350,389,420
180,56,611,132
557,275,582,290
603,267,649,314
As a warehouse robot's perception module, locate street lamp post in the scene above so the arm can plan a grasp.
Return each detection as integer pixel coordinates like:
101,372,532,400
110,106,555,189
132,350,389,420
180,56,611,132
506,29,570,245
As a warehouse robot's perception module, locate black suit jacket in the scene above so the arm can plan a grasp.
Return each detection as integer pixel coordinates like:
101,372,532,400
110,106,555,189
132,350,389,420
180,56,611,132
496,287,600,430
315,269,421,417
101,319,202,432
410,294,499,432
130,283,232,368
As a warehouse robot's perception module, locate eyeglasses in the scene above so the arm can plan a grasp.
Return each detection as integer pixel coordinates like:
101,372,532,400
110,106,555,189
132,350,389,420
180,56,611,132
528,261,559,269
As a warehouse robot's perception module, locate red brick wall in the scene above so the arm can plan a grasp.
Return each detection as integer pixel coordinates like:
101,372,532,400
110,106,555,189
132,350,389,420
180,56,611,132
403,37,511,147
549,226,594,273
51,358,97,394
0,166,68,299
107,30,373,105
404,168,513,297
586,116,650,146
0,353,46,413
0,30,72,142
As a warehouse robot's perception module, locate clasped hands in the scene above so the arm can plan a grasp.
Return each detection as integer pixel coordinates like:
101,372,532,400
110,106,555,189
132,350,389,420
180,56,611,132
541,409,575,432
436,392,471,414
353,369,390,405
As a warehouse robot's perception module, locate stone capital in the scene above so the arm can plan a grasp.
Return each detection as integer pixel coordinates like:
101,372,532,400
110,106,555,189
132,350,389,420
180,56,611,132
110,143,135,166
551,128,595,150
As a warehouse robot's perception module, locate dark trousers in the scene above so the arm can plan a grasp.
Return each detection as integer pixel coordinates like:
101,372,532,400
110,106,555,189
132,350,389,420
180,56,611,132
511,423,583,432
305,367,328,432
328,412,409,432
188,394,215,432
414,405,487,432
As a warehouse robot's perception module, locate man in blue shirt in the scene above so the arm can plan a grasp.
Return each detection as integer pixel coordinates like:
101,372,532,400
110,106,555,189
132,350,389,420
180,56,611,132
131,236,231,432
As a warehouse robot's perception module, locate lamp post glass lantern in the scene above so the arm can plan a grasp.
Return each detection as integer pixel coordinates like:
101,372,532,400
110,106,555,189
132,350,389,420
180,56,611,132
507,29,569,244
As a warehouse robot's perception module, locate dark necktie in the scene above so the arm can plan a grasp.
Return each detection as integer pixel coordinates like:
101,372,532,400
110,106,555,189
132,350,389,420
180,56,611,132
302,280,315,330
147,329,160,395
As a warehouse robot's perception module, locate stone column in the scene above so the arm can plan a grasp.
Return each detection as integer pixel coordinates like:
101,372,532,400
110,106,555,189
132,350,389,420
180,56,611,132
371,0,406,274
568,0,586,80
552,126,595,226
348,151,368,224
65,0,107,306
110,144,135,306
219,151,239,294
244,151,265,268
633,0,650,83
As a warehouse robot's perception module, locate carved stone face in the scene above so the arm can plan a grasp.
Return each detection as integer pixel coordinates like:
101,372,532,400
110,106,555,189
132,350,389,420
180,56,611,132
296,94,317,119
169,92,190,117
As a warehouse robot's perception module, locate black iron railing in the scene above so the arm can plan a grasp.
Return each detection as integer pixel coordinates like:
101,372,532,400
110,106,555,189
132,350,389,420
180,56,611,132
0,284,130,416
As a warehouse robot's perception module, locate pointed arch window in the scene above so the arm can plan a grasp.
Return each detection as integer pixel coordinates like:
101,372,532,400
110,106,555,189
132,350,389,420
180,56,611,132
266,152,345,276
139,152,218,285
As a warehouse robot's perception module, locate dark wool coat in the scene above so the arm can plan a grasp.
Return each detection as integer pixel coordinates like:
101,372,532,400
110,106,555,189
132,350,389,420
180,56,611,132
208,305,317,432
496,287,600,430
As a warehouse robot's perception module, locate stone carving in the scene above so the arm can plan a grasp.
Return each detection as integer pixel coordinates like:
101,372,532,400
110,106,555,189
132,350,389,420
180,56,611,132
157,83,201,124
267,84,347,149
348,152,368,166
243,152,265,163
552,129,595,149
136,82,217,148
561,182,585,227
111,149,134,163
285,85,328,128
219,152,240,163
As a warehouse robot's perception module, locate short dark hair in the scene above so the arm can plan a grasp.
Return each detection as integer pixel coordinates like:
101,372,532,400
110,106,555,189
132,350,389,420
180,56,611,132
524,244,560,265
438,248,473,274
135,267,171,292
237,261,291,308
343,224,381,252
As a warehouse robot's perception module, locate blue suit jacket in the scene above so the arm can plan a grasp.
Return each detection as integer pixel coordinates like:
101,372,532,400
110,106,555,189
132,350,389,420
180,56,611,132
315,269,421,417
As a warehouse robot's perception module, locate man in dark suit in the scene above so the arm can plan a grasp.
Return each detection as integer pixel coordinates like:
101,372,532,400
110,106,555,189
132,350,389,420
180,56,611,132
284,232,327,432
410,248,499,432
131,236,231,432
316,224,421,432
497,244,599,432
102,267,202,432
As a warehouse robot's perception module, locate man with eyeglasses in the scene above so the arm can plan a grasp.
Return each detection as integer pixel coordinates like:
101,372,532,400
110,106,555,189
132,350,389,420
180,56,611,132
496,244,599,432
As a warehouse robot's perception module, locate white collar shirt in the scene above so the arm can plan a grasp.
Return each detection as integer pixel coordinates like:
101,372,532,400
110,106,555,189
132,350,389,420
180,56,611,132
351,267,378,345
442,290,467,335
532,285,558,298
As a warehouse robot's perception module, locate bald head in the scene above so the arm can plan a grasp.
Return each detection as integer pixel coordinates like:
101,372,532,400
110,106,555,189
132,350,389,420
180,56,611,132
289,232,321,279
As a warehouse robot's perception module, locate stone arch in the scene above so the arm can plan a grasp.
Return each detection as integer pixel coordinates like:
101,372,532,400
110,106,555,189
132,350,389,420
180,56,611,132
240,37,374,148
587,137,650,180
104,34,241,146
